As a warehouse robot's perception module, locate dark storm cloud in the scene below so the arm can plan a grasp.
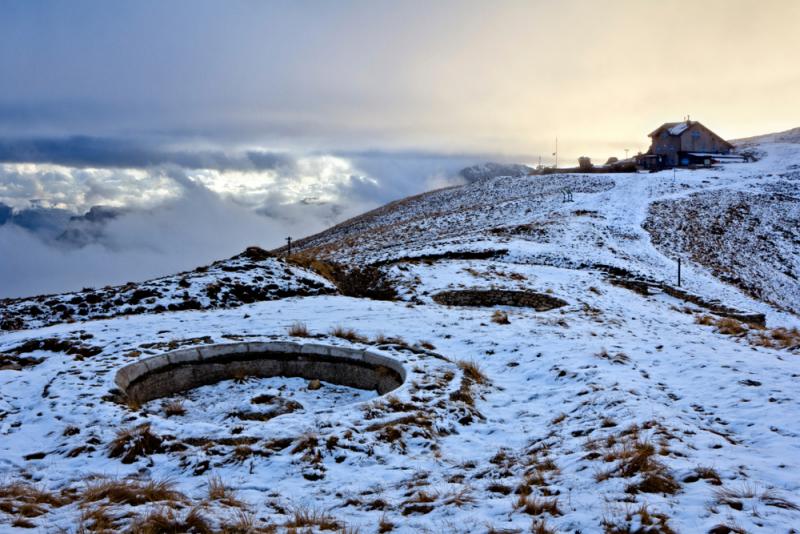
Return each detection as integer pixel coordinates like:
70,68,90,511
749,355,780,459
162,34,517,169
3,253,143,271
0,136,297,172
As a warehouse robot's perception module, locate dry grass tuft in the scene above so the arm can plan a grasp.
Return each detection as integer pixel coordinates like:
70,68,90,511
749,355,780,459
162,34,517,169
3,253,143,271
550,412,567,425
377,514,394,533
77,504,117,532
714,484,799,512
449,360,489,409
626,472,681,495
82,477,186,506
595,348,630,365
284,506,342,530
129,506,211,534
206,475,245,508
457,360,488,385
715,317,747,336
220,509,276,533
515,495,561,516
603,504,675,534
587,423,681,497
491,310,510,324
162,400,186,417
694,314,716,326
769,326,800,349
330,326,368,343
108,424,165,464
291,433,319,455
373,333,409,347
287,321,310,337
0,481,72,520
531,518,557,534
683,466,722,485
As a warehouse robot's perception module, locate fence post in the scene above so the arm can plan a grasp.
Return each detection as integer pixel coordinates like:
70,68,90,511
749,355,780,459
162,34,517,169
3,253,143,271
677,257,681,287
286,236,292,257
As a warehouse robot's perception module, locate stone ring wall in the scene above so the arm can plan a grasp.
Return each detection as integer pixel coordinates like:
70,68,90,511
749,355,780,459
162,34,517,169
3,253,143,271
115,342,406,405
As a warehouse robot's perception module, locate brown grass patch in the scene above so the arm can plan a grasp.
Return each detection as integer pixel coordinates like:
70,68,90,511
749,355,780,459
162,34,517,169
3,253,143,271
0,481,72,519
694,314,716,326
683,466,722,485
129,506,211,534
378,514,395,533
330,326,368,343
108,424,165,464
457,360,488,385
162,400,186,417
595,348,630,364
769,326,800,348
516,495,561,516
284,506,342,530
715,317,747,336
373,333,409,347
291,433,319,455
587,424,680,496
531,518,557,534
287,321,310,337
491,310,510,325
602,504,675,534
206,475,245,508
82,477,186,506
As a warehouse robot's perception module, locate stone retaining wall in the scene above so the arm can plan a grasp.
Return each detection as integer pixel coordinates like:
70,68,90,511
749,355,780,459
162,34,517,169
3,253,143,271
115,342,406,404
608,277,766,326
432,289,567,311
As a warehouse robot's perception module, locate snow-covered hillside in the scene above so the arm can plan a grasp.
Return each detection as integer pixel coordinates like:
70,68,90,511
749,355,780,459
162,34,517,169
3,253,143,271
732,126,800,146
0,247,336,331
1,137,800,533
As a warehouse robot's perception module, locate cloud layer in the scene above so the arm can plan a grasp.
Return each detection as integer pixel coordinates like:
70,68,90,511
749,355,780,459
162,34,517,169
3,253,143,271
0,148,478,298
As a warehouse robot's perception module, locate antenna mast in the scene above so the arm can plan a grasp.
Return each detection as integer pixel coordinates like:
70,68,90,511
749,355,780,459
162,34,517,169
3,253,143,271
552,137,558,169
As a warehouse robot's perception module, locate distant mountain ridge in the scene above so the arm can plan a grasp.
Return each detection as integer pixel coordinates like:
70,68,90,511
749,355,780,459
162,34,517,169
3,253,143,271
458,162,532,182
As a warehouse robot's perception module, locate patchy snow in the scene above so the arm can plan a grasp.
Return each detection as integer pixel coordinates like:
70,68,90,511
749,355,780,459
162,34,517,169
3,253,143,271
668,122,690,136
142,376,378,427
733,126,800,146
0,247,336,331
0,139,799,532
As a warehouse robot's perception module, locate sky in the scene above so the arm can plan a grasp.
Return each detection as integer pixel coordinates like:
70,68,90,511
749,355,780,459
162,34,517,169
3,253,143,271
0,0,798,297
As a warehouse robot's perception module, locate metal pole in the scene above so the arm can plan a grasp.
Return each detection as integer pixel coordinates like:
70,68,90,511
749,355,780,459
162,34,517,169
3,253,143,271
677,258,681,287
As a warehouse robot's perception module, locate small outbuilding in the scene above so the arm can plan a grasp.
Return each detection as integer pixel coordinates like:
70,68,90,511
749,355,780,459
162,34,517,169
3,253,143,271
641,120,733,169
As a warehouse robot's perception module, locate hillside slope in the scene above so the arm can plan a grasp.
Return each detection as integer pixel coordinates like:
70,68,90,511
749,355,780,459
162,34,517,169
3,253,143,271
645,187,800,315
0,247,335,331
1,135,799,533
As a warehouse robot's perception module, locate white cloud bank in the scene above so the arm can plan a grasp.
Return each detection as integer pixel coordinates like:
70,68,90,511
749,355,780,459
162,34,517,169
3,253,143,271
0,152,469,298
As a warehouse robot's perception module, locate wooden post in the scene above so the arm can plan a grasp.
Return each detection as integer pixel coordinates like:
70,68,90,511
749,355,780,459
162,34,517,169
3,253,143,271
286,236,292,257
677,257,681,287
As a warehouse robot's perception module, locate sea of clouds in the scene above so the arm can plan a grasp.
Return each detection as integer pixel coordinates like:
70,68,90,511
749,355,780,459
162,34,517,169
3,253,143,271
0,141,486,298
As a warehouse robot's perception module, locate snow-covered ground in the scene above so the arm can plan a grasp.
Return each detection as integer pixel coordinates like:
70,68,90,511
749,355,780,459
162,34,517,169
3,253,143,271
0,247,336,331
1,139,799,532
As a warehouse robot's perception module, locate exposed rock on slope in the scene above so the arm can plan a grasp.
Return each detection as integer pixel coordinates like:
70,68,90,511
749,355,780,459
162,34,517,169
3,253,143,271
0,247,336,331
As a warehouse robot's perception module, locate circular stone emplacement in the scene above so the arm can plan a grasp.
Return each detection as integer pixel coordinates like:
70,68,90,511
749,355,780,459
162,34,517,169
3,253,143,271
114,342,406,406
432,289,567,311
